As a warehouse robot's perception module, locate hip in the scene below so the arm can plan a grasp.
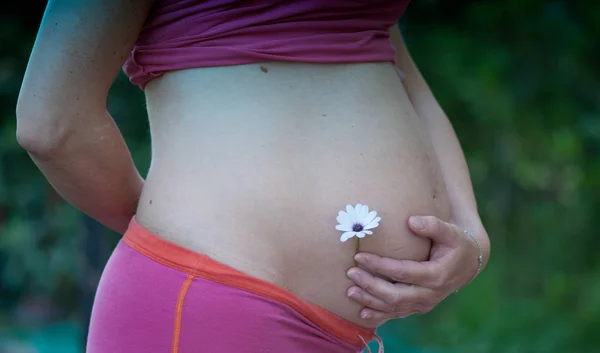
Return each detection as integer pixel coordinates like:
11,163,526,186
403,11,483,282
88,227,371,352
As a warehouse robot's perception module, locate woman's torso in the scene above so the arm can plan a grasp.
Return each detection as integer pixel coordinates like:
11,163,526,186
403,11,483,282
135,61,451,327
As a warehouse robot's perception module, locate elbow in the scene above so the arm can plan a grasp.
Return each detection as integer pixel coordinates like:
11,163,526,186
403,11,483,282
15,102,71,157
16,128,63,158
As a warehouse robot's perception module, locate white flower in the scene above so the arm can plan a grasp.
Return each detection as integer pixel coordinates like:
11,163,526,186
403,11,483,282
335,203,381,242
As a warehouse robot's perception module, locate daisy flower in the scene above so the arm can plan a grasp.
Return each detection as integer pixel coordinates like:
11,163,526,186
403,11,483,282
336,203,381,242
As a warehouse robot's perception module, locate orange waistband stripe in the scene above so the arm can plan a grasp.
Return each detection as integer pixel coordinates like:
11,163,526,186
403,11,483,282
123,217,375,347
172,274,193,353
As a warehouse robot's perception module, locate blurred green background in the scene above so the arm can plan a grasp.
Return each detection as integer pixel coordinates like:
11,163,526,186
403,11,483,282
1,1,599,352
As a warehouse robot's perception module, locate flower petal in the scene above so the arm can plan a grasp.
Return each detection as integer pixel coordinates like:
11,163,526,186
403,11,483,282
354,203,363,219
340,232,356,242
363,221,380,230
346,204,357,223
335,224,353,231
356,204,367,223
364,216,381,226
336,211,352,227
363,210,378,225
356,231,366,238
363,230,373,235
355,204,363,222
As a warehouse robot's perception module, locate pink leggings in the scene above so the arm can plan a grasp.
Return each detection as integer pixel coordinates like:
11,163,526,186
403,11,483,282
86,218,382,352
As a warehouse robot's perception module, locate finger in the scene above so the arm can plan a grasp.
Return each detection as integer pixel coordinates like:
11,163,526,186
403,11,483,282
347,286,395,313
347,267,402,305
360,307,421,323
354,253,440,288
347,267,424,306
408,215,458,246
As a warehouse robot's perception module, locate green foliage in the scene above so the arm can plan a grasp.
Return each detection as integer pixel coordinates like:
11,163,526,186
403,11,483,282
1,0,599,351
379,0,600,351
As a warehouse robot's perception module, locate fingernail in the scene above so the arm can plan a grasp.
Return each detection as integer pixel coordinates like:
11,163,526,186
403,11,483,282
361,311,371,319
347,289,358,298
354,253,367,263
410,217,425,230
346,268,359,280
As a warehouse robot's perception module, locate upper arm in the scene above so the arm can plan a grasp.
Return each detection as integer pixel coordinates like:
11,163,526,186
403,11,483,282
17,0,153,124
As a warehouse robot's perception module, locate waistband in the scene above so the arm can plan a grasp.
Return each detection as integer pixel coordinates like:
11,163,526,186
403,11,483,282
123,217,375,347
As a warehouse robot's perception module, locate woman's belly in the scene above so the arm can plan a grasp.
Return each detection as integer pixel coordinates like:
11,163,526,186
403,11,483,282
135,62,451,327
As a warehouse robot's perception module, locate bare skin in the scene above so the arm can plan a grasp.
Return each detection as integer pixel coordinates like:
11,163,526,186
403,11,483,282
17,0,488,331
136,61,451,326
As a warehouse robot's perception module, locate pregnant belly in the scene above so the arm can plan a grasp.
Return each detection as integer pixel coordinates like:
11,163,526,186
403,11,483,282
135,62,452,327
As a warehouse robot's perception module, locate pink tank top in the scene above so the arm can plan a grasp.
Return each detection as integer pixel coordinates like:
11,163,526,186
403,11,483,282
123,0,411,89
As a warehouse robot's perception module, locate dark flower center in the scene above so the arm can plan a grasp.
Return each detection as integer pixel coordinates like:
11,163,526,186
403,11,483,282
352,223,364,232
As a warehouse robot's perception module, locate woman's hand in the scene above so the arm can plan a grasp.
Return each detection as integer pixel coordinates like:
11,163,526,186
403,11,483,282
346,215,488,326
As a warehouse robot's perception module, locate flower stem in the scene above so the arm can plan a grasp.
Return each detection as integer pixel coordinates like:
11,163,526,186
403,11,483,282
354,239,359,267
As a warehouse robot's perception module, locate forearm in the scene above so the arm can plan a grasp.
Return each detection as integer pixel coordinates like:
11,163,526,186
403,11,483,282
412,99,490,265
21,111,143,234
411,95,490,256
390,26,490,263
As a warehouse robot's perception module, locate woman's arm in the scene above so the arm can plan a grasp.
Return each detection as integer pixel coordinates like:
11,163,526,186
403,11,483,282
345,25,491,325
16,0,153,233
390,24,490,260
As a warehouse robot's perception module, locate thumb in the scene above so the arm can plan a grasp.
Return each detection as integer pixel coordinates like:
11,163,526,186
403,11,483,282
408,216,458,245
